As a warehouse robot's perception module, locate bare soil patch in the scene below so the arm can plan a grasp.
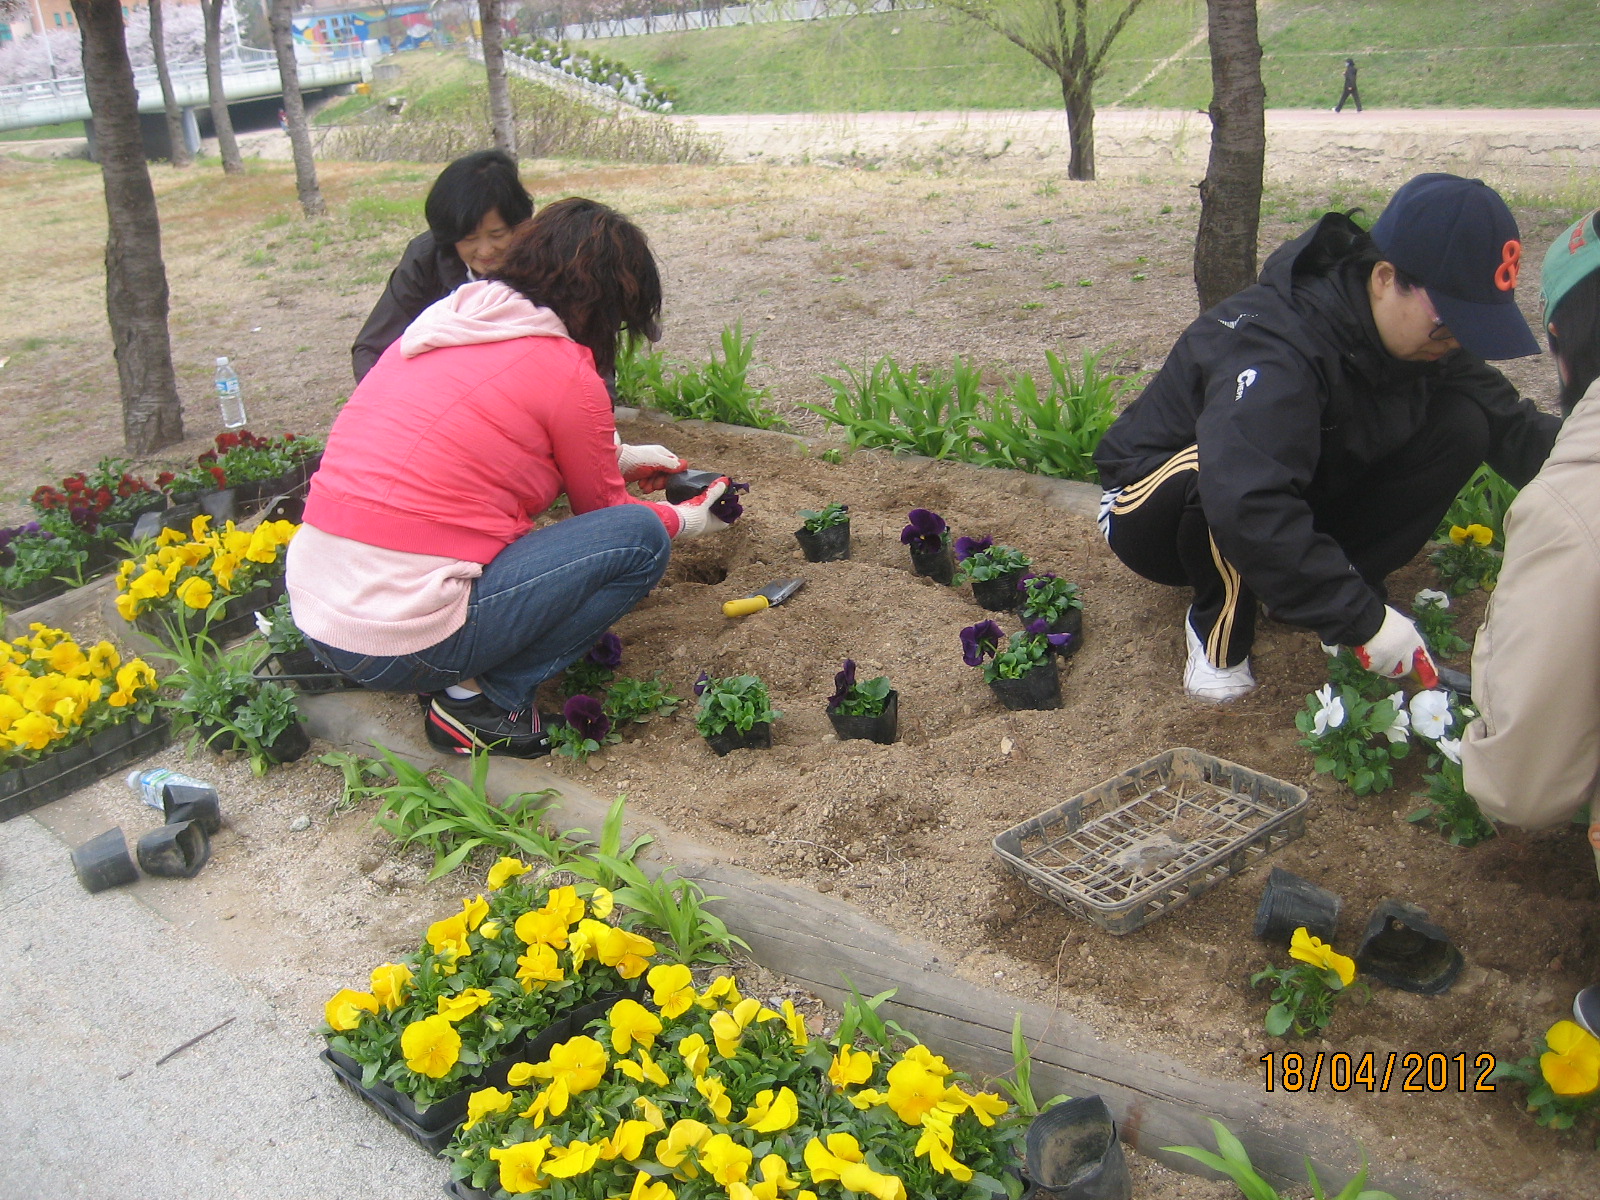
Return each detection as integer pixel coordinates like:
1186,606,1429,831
3,138,1595,1198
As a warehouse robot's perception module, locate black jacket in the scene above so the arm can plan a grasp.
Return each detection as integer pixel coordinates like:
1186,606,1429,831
1095,212,1560,645
350,231,468,382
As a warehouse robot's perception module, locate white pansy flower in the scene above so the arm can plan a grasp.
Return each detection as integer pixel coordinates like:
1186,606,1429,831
254,610,274,638
1436,736,1462,764
1409,689,1454,740
1311,684,1346,736
1414,588,1450,611
1379,690,1411,744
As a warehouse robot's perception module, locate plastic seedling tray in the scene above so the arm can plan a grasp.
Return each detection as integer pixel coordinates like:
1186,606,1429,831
0,717,172,824
992,747,1309,935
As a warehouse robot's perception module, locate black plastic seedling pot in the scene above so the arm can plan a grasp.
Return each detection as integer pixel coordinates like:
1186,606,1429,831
827,690,899,745
1024,1095,1132,1200
990,664,1061,711
795,522,851,563
971,569,1025,611
1044,607,1084,657
1355,899,1464,994
663,469,724,504
1253,867,1341,946
163,783,223,836
136,820,211,879
908,543,956,586
72,827,140,893
704,722,773,757
264,720,312,765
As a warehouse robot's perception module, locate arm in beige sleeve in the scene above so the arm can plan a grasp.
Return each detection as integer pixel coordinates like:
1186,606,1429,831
1461,479,1600,829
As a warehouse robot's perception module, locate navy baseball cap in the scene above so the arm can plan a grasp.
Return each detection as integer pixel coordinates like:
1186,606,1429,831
1369,173,1540,360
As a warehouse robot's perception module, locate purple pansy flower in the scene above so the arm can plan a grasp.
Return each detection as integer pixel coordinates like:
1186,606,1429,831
1017,570,1057,593
585,632,624,669
1025,617,1073,652
711,480,750,524
953,534,993,562
960,620,1004,666
828,659,857,710
563,694,612,742
693,671,710,697
900,508,948,554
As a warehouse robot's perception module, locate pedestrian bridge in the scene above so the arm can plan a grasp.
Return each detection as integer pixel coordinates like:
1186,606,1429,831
0,44,370,133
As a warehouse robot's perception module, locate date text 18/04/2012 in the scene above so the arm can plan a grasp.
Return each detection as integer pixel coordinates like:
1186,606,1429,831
1261,1051,1497,1093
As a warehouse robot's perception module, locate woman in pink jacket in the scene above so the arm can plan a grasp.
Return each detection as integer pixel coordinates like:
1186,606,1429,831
286,198,730,757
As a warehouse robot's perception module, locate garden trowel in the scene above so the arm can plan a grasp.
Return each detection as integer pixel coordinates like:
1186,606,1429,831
722,579,805,618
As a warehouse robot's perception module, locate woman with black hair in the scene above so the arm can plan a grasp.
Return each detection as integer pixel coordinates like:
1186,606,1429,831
1463,209,1600,888
350,149,535,381
291,198,726,758
1094,173,1560,702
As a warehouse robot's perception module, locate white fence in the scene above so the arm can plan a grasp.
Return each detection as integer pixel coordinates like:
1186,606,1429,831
549,0,927,42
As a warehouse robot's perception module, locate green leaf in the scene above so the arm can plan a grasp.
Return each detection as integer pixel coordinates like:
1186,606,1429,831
1264,1004,1294,1038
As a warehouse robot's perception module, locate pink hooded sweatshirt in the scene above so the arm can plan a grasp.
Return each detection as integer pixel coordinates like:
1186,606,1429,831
287,281,677,656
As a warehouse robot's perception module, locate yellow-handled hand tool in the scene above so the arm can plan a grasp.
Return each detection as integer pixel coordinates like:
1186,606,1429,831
722,578,805,618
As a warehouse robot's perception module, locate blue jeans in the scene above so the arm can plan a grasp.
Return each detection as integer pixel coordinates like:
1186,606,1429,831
309,505,670,712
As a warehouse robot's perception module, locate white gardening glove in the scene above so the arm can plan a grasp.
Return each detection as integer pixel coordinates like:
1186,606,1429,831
617,441,686,492
669,478,731,539
1352,605,1439,687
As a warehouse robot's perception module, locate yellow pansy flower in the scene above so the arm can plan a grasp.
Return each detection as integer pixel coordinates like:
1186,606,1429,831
1289,927,1357,987
487,856,529,889
600,1118,659,1162
742,1086,799,1133
516,944,565,992
176,576,214,610
211,551,240,592
590,886,616,918
369,962,413,1011
86,642,120,680
155,527,187,546
324,988,378,1032
401,1014,461,1078
1449,523,1494,547
490,1138,552,1195
627,1169,676,1200
648,963,697,1019
35,640,85,674
829,1044,876,1090
114,592,141,622
914,1110,973,1181
676,1032,710,1078
780,999,809,1048
608,998,663,1056
884,1057,951,1126
464,1086,513,1131
656,1119,711,1180
245,525,282,564
516,906,573,950
699,1134,752,1186
697,975,743,1010
695,1073,732,1121
950,1088,1009,1126
479,919,502,941
527,1035,609,1106
460,893,490,931
129,570,171,600
615,1047,670,1088
709,997,777,1058
115,558,136,588
803,1134,906,1200
544,1140,604,1179
1542,1020,1600,1096
426,912,471,968
8,711,59,751
634,1095,667,1131
437,988,493,1022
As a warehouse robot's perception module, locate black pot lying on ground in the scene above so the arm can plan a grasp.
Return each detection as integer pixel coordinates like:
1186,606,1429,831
704,722,772,757
795,521,851,563
1355,899,1463,995
162,782,223,836
72,826,140,893
971,569,1025,611
1024,1095,1132,1200
1253,867,1341,946
908,543,956,586
827,690,899,745
989,664,1061,711
136,819,211,879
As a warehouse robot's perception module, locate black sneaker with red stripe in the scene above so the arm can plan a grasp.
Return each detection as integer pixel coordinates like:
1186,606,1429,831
424,693,553,758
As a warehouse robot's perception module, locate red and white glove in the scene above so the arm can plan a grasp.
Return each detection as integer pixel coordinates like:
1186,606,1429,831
1353,605,1439,687
669,477,730,539
616,441,686,493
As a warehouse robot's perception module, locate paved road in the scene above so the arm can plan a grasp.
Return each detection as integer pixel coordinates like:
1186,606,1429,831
0,816,445,1200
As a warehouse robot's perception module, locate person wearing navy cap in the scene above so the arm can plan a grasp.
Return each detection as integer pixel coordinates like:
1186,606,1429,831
1095,173,1560,701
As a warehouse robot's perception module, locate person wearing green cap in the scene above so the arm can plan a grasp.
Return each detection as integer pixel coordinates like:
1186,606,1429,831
1095,173,1559,702
1462,210,1600,888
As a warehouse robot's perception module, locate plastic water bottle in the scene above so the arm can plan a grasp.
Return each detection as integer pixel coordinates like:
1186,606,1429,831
127,768,212,812
214,356,247,429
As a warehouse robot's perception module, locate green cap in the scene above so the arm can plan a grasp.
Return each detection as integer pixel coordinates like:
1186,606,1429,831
1541,209,1600,328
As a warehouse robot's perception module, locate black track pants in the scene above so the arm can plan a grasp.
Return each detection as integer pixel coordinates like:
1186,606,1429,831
1099,394,1491,667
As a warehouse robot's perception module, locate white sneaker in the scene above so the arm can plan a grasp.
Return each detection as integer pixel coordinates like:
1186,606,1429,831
1184,617,1256,702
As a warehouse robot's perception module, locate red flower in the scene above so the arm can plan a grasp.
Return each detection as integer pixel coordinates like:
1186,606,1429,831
156,471,175,487
207,466,227,487
198,450,217,464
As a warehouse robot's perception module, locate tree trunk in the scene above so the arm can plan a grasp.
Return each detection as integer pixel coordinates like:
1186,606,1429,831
72,0,185,455
1194,0,1265,311
1062,77,1096,182
148,0,192,168
479,0,518,159
200,0,243,173
268,0,326,217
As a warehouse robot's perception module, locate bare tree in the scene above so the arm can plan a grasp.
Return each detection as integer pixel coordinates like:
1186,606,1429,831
480,0,518,159
1193,0,1264,310
148,0,193,168
932,0,1148,181
267,0,326,216
199,0,243,173
72,0,185,454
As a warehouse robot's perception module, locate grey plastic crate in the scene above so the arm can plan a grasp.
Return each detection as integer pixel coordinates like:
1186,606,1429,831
992,747,1309,934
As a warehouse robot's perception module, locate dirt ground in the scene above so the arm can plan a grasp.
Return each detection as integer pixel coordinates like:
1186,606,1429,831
4,113,1599,1198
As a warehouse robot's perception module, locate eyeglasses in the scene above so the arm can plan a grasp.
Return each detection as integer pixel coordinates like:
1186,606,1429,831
1420,290,1457,343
